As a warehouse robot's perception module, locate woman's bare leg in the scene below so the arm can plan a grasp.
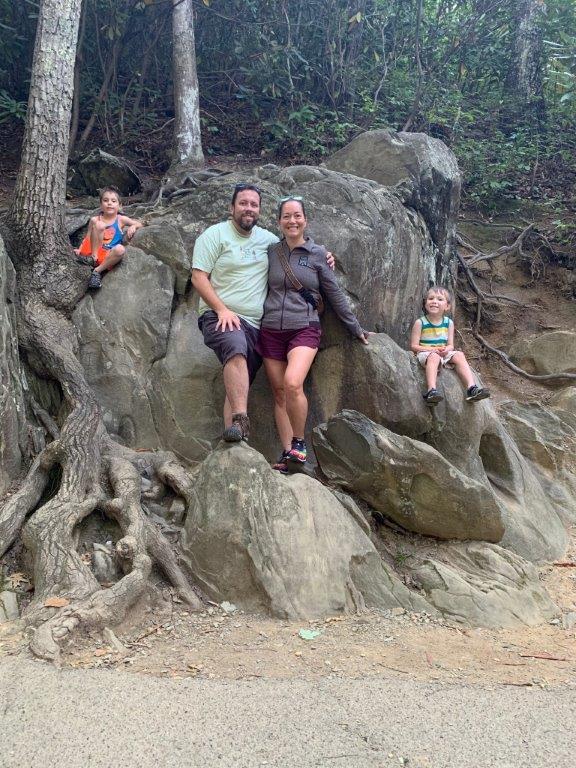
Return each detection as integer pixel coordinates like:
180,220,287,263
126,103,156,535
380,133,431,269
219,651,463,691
263,357,292,452
284,346,318,438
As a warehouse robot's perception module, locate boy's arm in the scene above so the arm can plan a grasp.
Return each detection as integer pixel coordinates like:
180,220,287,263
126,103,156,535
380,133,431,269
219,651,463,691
119,215,143,241
410,319,428,353
445,319,455,350
437,319,455,356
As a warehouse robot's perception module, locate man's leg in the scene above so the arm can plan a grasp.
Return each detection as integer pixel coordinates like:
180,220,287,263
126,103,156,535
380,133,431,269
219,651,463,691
223,354,249,426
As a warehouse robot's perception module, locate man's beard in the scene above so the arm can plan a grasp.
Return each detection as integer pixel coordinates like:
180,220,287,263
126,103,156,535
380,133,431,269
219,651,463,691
235,213,258,232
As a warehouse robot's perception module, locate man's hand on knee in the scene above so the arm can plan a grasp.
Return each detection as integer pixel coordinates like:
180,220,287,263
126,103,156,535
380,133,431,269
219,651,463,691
216,308,242,332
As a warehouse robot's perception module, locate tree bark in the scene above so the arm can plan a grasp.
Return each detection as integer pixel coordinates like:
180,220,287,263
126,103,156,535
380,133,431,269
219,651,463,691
504,0,547,127
167,0,204,184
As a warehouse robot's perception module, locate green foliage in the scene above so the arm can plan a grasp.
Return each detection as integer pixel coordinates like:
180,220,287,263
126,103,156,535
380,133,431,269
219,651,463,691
0,0,574,213
0,89,26,124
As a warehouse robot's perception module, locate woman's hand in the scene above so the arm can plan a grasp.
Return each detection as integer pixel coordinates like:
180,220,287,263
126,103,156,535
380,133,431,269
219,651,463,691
358,331,373,345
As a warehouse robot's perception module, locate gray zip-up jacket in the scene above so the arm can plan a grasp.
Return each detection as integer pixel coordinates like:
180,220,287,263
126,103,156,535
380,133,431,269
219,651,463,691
261,237,364,337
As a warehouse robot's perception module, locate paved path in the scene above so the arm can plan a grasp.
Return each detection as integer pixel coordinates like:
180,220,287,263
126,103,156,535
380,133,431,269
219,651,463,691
0,658,574,768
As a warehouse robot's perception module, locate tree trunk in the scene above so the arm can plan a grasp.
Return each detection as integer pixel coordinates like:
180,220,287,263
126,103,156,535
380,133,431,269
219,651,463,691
504,0,547,128
167,0,204,185
0,0,202,664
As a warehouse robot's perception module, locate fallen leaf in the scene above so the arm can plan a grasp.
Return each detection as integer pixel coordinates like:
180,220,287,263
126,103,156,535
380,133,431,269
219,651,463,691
44,596,69,608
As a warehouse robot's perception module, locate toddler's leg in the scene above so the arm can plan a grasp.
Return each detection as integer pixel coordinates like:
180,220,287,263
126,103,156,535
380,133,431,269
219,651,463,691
450,351,475,390
425,352,442,391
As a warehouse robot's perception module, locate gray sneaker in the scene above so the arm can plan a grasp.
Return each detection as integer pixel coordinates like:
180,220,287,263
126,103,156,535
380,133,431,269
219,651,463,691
88,270,102,289
223,412,250,442
466,385,490,402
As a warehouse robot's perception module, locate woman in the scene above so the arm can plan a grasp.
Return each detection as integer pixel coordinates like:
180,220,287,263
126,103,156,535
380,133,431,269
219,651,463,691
258,195,370,473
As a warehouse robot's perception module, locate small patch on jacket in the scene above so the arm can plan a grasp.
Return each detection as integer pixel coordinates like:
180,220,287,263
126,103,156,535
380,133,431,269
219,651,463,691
298,254,309,267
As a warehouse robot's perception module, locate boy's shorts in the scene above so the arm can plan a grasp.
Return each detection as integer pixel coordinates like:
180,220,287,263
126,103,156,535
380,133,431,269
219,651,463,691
257,326,322,362
417,349,458,369
198,310,262,384
77,236,116,266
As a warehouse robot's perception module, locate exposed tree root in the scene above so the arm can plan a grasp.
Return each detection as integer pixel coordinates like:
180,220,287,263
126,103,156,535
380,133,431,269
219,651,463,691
471,331,576,384
457,224,535,267
0,296,203,664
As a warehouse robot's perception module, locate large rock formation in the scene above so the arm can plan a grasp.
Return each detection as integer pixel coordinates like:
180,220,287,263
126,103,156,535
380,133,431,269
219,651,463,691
179,443,427,618
313,407,567,563
408,542,558,627
324,129,461,280
0,236,27,494
45,141,572,628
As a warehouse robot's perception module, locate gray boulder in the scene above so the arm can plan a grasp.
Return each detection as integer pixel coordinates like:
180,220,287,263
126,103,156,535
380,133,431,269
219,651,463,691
325,129,461,279
77,149,141,196
72,247,174,447
508,331,576,377
313,409,505,542
132,224,191,296
409,542,558,627
179,443,428,619
314,407,567,563
499,400,576,524
0,236,26,493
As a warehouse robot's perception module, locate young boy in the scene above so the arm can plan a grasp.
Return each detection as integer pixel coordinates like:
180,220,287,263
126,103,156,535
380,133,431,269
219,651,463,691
76,186,143,289
410,285,490,406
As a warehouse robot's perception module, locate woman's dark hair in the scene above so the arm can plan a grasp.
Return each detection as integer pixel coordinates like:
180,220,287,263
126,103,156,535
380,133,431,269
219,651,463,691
277,195,306,218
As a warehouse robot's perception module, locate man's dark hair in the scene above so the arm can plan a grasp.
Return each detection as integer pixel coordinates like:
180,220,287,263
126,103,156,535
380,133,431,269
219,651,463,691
231,183,262,205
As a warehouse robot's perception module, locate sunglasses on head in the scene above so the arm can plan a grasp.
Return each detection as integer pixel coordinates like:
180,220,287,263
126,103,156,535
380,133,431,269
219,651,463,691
234,183,262,194
278,195,303,204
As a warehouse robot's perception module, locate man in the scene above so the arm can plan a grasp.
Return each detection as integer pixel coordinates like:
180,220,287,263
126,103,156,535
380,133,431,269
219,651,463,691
192,183,275,442
192,183,333,443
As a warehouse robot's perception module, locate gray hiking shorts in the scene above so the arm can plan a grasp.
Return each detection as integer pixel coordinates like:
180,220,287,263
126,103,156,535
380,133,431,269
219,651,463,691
198,310,262,384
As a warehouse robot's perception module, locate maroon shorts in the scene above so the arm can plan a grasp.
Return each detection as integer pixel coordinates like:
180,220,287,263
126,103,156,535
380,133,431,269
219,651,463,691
198,311,262,383
257,326,322,362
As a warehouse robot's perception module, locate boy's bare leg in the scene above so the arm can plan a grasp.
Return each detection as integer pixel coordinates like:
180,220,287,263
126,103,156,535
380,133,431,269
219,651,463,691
89,221,106,260
450,351,476,390
425,353,442,390
94,245,125,274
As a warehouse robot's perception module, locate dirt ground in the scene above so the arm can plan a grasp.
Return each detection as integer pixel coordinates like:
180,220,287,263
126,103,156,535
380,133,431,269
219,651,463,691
1,528,575,689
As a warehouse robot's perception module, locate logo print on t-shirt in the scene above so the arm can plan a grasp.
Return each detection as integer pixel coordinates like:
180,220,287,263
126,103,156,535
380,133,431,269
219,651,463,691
240,247,260,261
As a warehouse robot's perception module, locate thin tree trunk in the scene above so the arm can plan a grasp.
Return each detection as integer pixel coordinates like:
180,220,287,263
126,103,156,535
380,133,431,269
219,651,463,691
504,0,547,128
167,0,204,182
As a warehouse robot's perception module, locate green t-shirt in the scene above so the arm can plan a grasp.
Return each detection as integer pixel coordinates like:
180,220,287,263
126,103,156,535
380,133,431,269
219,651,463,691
192,220,279,328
